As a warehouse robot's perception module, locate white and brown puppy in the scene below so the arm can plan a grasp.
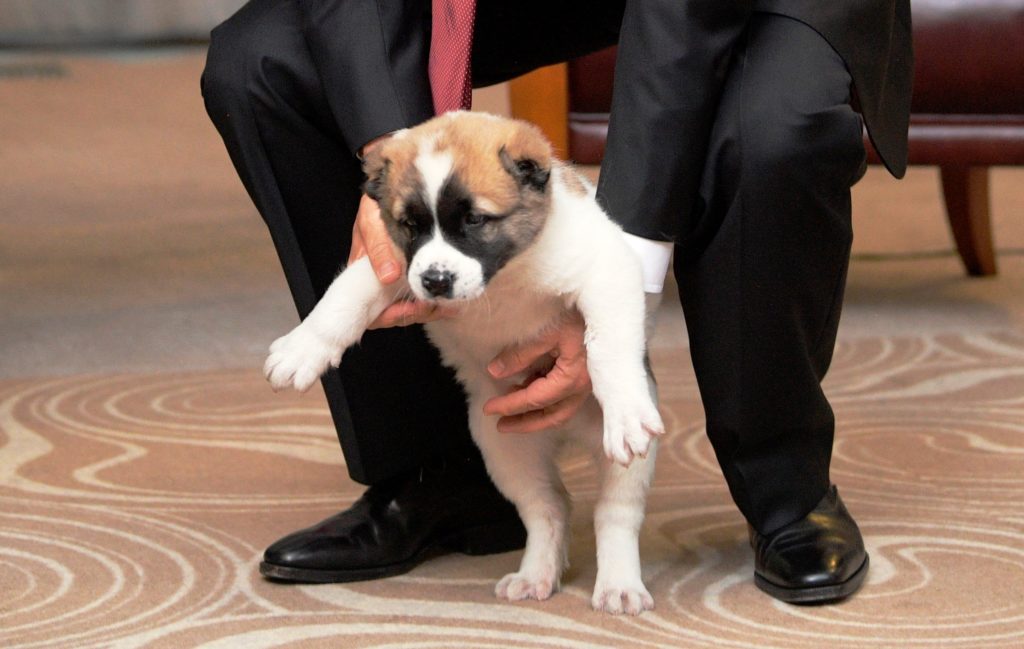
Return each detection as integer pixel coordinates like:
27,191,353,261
264,112,664,615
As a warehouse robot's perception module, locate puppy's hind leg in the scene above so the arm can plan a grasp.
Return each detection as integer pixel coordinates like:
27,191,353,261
469,404,570,602
591,442,657,615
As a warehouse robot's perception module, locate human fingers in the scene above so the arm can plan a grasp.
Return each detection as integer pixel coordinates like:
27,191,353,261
482,354,590,418
495,391,590,434
486,333,560,380
352,194,402,284
487,309,587,380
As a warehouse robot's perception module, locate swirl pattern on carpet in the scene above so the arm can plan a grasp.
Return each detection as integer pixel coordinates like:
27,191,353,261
1,331,1023,648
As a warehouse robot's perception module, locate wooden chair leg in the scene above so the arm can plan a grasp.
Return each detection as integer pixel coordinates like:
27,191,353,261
940,165,998,276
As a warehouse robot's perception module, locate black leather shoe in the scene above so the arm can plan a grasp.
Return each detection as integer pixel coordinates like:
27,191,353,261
260,458,525,583
750,485,869,604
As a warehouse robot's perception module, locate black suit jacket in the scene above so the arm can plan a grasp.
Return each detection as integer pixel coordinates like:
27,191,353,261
598,0,912,241
763,0,913,179
296,0,435,155
296,0,912,241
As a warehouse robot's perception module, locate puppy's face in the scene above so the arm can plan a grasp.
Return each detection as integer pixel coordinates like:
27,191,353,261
363,112,553,302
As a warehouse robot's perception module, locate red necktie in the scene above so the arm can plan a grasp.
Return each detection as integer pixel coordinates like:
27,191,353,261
428,0,476,114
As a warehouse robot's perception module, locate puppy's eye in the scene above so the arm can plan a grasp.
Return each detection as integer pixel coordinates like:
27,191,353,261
516,160,538,175
465,212,488,226
396,216,419,237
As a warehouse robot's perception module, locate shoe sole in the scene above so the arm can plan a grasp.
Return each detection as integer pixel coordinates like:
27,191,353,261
754,554,869,604
260,547,439,584
259,517,527,584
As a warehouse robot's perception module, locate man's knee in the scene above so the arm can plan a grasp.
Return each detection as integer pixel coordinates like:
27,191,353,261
201,18,255,124
736,17,867,195
741,104,866,196
200,3,307,128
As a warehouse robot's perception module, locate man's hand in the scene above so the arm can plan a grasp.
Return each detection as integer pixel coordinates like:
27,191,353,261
348,193,401,282
349,193,455,329
483,311,592,433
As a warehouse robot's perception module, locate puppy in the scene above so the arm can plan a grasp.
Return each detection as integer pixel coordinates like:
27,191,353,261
264,112,664,615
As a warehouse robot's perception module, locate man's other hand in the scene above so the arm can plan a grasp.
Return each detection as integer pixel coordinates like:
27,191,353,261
483,311,592,433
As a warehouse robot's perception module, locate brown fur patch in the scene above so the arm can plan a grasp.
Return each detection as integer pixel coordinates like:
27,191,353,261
444,114,553,252
362,134,420,218
364,112,558,255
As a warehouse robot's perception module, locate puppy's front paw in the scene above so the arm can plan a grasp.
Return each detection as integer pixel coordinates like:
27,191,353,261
495,569,559,602
602,398,664,466
591,580,654,615
263,326,340,393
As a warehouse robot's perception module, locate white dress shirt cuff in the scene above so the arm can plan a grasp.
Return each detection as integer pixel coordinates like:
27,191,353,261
621,232,673,294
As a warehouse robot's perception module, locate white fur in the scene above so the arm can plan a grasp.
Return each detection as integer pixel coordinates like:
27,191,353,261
265,120,664,615
407,225,487,301
417,146,453,211
264,257,405,393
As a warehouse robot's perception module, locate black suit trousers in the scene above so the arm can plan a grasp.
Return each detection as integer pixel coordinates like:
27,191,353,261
201,0,476,483
675,14,865,535
202,1,865,535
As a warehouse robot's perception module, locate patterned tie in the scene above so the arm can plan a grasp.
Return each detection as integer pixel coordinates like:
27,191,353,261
428,0,477,114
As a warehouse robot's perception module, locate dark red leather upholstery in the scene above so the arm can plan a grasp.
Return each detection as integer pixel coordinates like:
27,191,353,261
566,49,614,164
900,118,1024,165
911,1,1024,115
566,1,1024,167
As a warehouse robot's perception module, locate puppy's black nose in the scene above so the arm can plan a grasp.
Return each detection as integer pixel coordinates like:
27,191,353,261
421,268,454,297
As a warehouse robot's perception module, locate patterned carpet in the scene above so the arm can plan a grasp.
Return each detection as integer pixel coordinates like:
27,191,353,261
3,330,1024,648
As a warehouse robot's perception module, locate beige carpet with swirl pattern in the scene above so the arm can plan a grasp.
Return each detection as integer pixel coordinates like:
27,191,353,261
2,49,1024,648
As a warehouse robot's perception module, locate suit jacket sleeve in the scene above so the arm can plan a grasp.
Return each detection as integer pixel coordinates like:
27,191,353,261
296,0,435,156
596,0,754,242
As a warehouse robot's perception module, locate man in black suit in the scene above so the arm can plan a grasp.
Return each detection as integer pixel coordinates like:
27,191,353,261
202,0,911,603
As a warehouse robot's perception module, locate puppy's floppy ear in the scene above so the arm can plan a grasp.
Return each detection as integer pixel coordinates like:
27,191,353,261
361,146,389,202
498,121,553,191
